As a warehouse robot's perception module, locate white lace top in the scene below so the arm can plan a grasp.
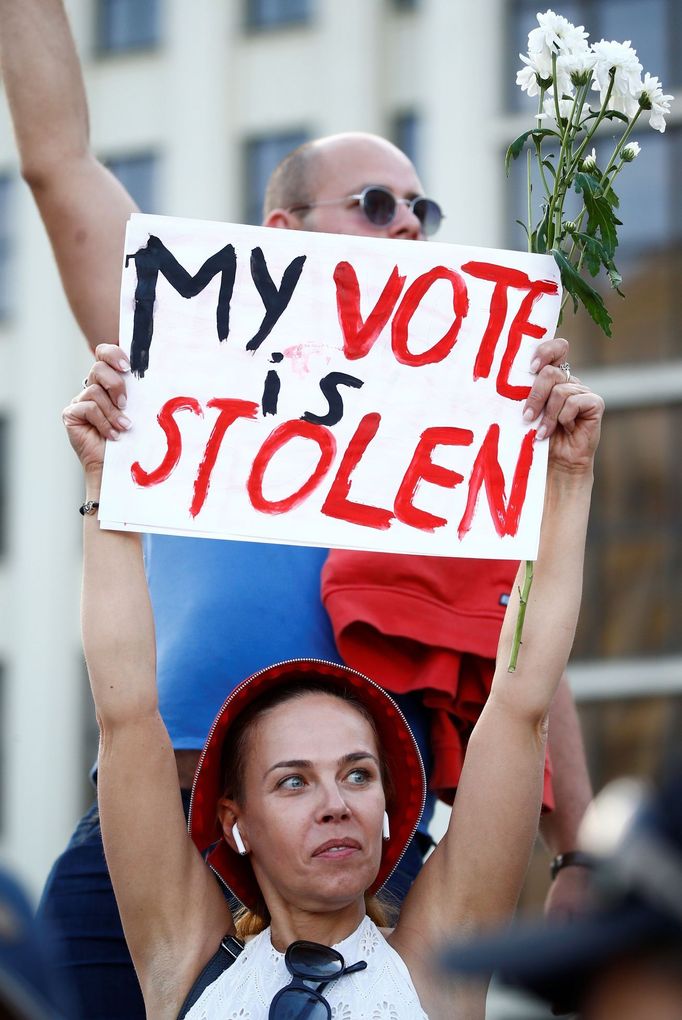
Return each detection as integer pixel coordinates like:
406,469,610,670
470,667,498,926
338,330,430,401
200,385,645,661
184,915,429,1020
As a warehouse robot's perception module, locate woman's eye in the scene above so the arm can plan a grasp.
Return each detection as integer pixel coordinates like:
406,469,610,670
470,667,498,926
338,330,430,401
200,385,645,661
347,768,370,785
278,775,305,790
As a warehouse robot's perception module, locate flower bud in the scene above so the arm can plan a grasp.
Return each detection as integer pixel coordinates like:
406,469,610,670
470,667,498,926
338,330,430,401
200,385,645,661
581,148,598,171
621,141,641,161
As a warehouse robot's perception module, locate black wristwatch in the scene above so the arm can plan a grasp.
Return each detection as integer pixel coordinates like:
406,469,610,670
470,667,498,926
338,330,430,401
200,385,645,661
550,850,595,881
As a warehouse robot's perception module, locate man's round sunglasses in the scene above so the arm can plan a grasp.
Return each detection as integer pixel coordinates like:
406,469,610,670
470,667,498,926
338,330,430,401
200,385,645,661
268,939,367,1019
289,185,444,237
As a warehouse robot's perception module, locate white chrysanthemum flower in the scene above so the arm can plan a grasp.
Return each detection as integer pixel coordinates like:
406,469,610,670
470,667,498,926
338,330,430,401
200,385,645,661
542,92,575,123
621,141,641,161
517,50,552,96
557,49,597,88
591,39,643,114
581,148,598,171
529,10,589,58
639,72,674,132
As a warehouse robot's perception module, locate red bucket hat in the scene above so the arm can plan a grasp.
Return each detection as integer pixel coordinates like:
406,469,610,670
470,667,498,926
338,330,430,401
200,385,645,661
188,658,426,911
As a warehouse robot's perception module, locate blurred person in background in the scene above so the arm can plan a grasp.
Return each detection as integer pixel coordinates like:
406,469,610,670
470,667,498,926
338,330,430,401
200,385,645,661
0,865,75,1020
445,767,682,1019
0,1,594,1017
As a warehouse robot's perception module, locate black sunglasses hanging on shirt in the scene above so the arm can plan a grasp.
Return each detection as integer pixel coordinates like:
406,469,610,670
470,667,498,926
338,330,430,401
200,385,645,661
268,939,367,1020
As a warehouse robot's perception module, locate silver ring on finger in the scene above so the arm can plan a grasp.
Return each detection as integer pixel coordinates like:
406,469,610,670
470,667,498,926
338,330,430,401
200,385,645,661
559,361,571,383
82,376,90,389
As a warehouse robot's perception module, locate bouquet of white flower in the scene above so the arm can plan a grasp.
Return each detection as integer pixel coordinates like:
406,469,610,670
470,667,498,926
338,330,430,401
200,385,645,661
510,8,674,335
506,9,673,671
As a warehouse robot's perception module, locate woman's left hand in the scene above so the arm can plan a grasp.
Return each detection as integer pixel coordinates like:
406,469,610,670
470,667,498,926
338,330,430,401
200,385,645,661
545,382,605,474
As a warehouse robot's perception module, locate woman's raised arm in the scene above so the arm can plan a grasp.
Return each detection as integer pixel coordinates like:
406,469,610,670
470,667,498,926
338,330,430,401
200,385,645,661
392,378,604,1005
63,345,233,1014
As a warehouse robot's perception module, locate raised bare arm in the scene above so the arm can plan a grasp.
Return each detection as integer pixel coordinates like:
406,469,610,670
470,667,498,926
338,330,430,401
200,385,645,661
393,379,603,1017
63,345,233,1017
0,0,136,346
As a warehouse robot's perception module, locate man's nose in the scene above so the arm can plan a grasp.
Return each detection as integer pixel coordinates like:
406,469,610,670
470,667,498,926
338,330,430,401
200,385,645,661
389,201,423,241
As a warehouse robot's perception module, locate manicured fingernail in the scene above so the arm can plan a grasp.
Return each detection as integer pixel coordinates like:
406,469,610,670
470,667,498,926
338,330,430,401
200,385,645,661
523,407,535,423
118,360,130,372
117,394,127,409
530,358,541,373
536,424,548,441
109,429,119,441
117,415,131,429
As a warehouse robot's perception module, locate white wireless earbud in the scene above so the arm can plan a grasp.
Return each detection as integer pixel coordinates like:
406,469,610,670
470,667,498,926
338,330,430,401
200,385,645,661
382,811,390,841
232,822,248,856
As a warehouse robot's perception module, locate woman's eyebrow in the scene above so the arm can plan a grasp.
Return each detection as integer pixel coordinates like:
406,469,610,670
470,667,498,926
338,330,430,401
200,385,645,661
264,752,379,777
265,758,311,776
340,752,380,766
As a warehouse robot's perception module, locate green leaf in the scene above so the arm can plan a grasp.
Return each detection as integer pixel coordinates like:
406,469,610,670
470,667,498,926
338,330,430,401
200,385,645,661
552,248,613,337
573,172,622,259
542,158,557,178
567,229,608,277
581,109,629,125
504,128,560,175
532,205,551,254
515,219,531,243
606,259,624,294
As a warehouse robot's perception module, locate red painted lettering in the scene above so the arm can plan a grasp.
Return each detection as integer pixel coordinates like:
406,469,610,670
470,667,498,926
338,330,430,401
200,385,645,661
190,398,259,517
394,427,473,531
462,261,558,400
321,413,393,530
131,396,203,487
334,261,405,360
498,281,558,400
391,266,469,367
458,425,536,539
247,420,336,514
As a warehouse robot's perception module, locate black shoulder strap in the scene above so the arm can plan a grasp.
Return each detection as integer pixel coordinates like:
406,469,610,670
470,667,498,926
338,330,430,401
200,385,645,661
176,934,245,1019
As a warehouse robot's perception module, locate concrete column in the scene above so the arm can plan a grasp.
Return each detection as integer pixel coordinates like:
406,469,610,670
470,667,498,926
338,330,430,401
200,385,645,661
419,0,508,247
163,0,236,220
3,188,88,895
314,0,384,136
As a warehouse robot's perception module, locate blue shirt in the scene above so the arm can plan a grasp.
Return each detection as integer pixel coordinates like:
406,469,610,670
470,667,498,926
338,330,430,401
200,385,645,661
144,535,343,749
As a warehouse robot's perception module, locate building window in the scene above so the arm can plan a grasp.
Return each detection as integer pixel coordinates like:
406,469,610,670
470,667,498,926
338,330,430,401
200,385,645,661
97,0,160,54
245,0,311,30
243,130,309,225
105,153,159,213
392,111,421,172
0,176,13,320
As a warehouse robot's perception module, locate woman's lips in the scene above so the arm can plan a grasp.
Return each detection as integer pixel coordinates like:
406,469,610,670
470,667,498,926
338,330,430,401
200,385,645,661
312,838,361,858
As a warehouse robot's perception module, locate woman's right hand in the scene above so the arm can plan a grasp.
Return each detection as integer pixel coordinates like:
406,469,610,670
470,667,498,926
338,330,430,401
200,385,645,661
62,343,132,474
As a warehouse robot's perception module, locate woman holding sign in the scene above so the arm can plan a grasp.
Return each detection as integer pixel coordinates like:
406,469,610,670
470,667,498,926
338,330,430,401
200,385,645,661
64,345,603,1020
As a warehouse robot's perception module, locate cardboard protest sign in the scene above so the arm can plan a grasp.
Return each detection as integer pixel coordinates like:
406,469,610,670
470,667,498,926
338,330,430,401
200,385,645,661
99,214,561,559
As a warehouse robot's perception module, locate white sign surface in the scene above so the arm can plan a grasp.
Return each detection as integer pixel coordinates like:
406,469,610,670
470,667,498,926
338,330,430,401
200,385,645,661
99,214,561,559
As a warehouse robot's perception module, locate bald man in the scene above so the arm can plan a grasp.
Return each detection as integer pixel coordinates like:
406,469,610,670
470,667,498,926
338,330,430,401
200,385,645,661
0,3,593,1018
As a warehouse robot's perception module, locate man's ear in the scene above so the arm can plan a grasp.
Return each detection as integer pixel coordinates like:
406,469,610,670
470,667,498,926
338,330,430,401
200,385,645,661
263,208,306,231
217,797,248,854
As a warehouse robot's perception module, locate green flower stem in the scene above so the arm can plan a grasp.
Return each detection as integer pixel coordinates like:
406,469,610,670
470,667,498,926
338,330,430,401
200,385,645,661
553,81,592,229
533,87,554,202
534,136,554,200
600,107,643,195
508,560,534,672
567,72,616,176
527,147,533,251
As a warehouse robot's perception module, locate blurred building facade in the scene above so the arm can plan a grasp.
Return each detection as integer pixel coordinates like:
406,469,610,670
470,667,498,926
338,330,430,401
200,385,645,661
0,0,679,929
